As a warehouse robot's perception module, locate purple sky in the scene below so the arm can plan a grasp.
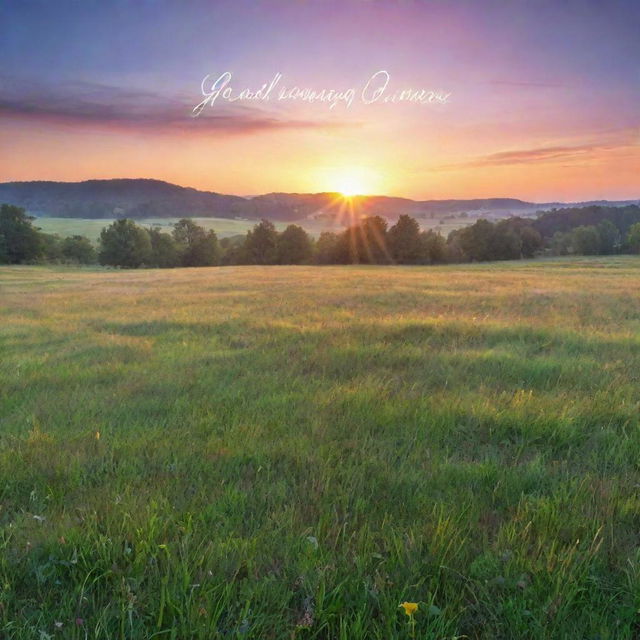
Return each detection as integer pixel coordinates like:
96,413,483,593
1,0,638,200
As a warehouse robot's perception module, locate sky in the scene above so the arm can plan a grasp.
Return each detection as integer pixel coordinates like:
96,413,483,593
0,0,638,201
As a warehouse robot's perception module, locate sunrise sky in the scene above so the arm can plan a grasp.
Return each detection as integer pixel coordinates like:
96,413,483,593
1,0,638,201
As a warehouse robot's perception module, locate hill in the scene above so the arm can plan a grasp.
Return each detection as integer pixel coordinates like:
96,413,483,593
2,178,637,223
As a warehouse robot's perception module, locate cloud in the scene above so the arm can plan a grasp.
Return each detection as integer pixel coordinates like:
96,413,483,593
437,134,639,170
0,78,350,135
486,79,565,88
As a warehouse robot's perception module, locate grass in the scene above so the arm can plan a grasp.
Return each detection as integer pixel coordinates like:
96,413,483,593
1,256,639,639
33,217,281,241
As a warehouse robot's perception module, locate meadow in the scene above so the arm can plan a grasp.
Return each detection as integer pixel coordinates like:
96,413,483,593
1,257,639,639
33,217,277,242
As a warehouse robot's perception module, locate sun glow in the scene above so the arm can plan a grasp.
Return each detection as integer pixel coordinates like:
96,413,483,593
319,166,380,198
336,175,367,197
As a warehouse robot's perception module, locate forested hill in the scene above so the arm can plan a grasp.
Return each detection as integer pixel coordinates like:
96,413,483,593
0,179,637,222
0,179,248,220
533,205,640,238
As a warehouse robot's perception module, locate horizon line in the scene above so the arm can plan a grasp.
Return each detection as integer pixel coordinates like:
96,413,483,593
1,176,638,205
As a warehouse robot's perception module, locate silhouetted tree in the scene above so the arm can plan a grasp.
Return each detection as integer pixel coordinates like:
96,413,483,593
99,219,152,267
276,224,313,264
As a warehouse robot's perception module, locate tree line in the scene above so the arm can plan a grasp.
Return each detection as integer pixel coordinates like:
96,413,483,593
2,202,640,267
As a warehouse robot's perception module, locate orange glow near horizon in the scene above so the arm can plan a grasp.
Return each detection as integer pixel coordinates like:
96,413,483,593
321,166,380,197
0,120,638,202
2,2,639,204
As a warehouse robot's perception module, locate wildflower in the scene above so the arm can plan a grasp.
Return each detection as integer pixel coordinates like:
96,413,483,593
399,602,418,617
75,618,84,626
95,431,100,440
399,602,418,638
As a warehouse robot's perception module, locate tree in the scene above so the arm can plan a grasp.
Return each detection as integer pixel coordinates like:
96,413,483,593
340,215,390,264
519,226,543,258
422,230,447,264
550,231,572,255
571,225,601,255
492,221,522,260
276,224,313,264
99,219,152,267
314,231,340,264
172,219,220,267
454,219,496,261
626,222,640,254
148,228,179,267
0,204,43,263
220,235,247,265
40,233,64,263
452,218,537,262
388,215,424,264
61,235,96,264
244,219,278,264
596,219,620,255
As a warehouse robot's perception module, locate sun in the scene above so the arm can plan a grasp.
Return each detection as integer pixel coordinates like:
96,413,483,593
319,166,379,198
336,175,367,197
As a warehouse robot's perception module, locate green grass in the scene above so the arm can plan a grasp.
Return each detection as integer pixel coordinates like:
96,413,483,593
1,257,639,639
33,217,281,241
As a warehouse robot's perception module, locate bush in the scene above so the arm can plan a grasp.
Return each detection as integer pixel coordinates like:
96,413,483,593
61,235,96,264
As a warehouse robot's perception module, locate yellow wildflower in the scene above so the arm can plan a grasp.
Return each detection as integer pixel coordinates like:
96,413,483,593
399,602,418,617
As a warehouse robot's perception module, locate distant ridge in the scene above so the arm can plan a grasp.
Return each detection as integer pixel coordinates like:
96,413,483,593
0,178,637,223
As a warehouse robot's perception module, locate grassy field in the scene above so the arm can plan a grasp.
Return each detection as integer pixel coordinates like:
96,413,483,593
1,257,640,639
33,216,472,242
33,217,280,242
